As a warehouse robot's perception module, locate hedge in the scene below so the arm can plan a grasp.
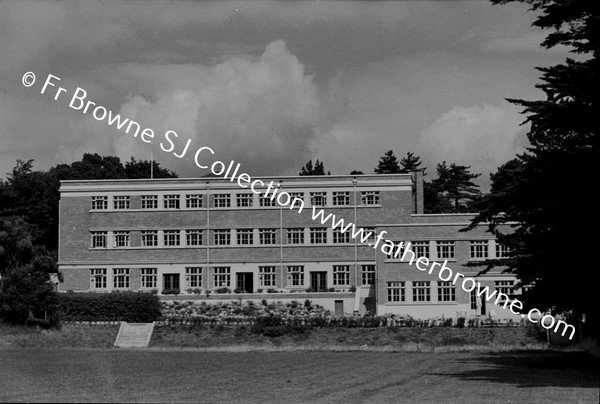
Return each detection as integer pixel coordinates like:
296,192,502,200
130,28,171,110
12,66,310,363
58,291,161,322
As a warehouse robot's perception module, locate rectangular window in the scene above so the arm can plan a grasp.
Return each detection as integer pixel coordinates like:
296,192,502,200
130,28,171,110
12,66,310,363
470,241,488,259
259,228,277,245
387,281,405,302
333,229,350,244
361,191,380,205
185,267,202,288
259,195,276,207
113,268,129,289
436,241,455,260
332,191,350,206
185,230,202,246
287,266,304,287
141,230,158,247
213,267,231,287
412,281,431,302
185,194,203,209
141,195,158,209
411,241,430,259
386,242,406,260
310,228,327,244
91,196,108,210
113,231,130,248
470,289,478,310
236,193,253,208
163,230,180,246
259,266,276,287
364,227,376,243
236,229,253,245
289,192,304,201
91,231,107,248
140,268,157,289
113,196,130,210
213,229,231,246
437,281,456,302
214,194,231,208
163,194,180,209
90,268,107,289
495,280,514,305
310,192,327,207
361,264,375,285
496,242,510,258
287,228,304,245
333,265,350,286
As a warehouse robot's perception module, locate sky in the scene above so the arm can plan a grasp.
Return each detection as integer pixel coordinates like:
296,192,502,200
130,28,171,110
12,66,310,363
0,0,570,188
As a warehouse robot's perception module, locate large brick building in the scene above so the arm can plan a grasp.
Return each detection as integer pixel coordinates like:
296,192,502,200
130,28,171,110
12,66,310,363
58,173,519,319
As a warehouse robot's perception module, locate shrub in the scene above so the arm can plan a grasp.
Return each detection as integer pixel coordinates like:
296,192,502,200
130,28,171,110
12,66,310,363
304,299,312,307
214,287,231,294
266,288,278,293
456,317,466,328
349,286,356,293
162,289,180,295
58,291,161,322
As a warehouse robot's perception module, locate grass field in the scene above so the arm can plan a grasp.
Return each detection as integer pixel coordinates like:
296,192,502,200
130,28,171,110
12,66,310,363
0,348,597,403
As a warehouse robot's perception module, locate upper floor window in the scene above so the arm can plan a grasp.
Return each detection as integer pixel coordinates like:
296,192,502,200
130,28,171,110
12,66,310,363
236,193,253,208
113,231,130,248
113,268,130,289
287,228,304,245
361,264,375,285
363,227,376,243
259,229,277,245
91,196,108,210
185,194,203,209
141,195,158,209
163,230,180,246
289,192,304,202
259,266,276,287
214,194,231,208
495,280,514,295
90,268,107,289
310,192,327,207
236,229,254,245
411,241,430,259
259,195,276,207
113,196,130,210
185,230,202,246
91,231,107,248
496,242,511,259
437,281,456,302
387,281,405,302
213,229,231,246
361,191,380,205
436,241,455,260
163,194,180,209
141,230,158,247
310,228,327,244
333,265,351,286
287,266,304,287
332,191,350,206
470,241,489,259
332,229,350,244
412,281,431,302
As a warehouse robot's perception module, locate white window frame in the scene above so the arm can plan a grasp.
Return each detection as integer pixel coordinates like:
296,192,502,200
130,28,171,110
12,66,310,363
411,241,430,259
113,268,130,289
91,231,107,248
213,230,231,246
437,281,456,302
259,266,276,287
412,281,431,302
141,230,158,247
141,195,158,210
236,193,253,208
185,194,203,209
259,229,277,245
214,194,231,208
332,229,350,244
163,230,180,246
287,228,304,245
186,230,202,246
113,231,130,248
91,196,108,210
213,267,231,287
236,229,254,245
361,264,375,285
332,265,351,286
436,241,455,260
496,242,510,258
163,194,180,209
287,266,304,287
185,267,202,288
259,195,276,207
113,195,131,210
387,281,405,302
90,268,107,289
361,191,380,205
310,192,327,207
332,191,350,206
470,240,488,260
310,228,327,244
140,268,157,289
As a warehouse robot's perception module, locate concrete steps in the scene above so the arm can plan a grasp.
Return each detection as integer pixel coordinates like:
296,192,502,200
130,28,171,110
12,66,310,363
114,322,155,348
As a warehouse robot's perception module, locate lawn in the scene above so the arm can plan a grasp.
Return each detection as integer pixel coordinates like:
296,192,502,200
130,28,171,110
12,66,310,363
0,349,597,403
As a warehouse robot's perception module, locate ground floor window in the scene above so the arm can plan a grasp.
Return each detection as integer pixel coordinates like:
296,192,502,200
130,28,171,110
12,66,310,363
412,281,430,302
470,289,477,310
332,265,351,286
259,266,276,287
437,281,456,302
287,266,304,286
140,268,157,289
113,268,130,289
186,267,202,288
387,281,405,302
90,268,107,289
361,265,375,285
213,267,231,287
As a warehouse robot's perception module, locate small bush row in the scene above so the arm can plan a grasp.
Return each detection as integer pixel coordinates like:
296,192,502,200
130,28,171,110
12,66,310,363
58,291,161,322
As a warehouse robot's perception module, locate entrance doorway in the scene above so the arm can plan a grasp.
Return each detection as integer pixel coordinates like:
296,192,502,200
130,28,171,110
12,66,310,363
310,271,327,292
236,273,254,293
334,300,344,317
163,274,180,292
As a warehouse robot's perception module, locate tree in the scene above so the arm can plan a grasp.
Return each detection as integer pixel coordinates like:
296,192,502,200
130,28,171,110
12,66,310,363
299,159,326,175
431,161,481,212
399,152,426,175
124,157,178,179
349,170,364,175
374,150,401,174
467,0,598,338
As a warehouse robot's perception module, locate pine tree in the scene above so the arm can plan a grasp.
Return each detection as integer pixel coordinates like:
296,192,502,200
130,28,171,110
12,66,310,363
431,162,481,212
299,159,326,175
399,152,425,175
374,150,401,174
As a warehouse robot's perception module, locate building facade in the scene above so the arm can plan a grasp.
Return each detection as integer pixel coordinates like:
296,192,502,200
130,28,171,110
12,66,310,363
58,173,519,319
